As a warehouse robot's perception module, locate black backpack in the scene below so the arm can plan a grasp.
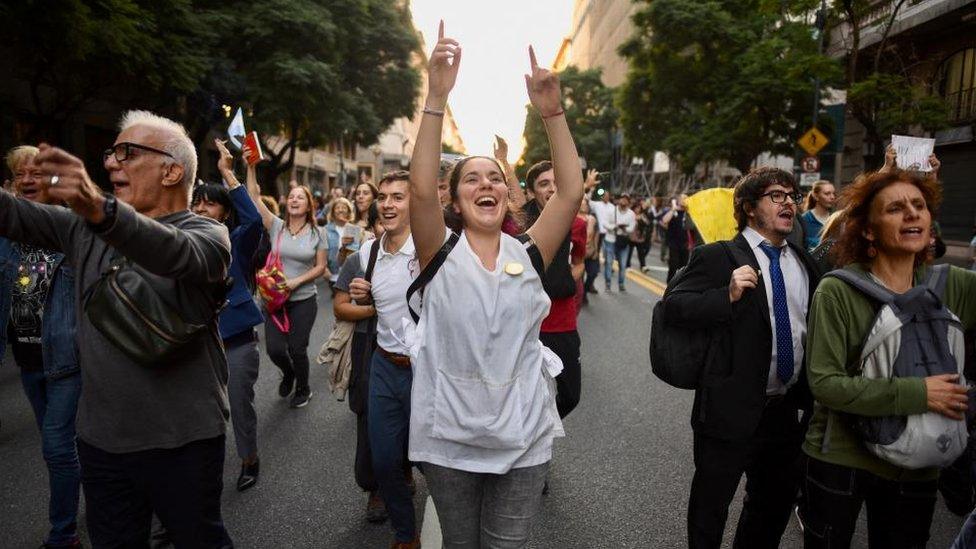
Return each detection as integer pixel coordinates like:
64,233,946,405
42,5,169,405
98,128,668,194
649,241,754,389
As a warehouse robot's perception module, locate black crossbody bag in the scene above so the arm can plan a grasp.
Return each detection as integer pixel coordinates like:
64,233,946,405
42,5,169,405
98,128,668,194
83,255,229,367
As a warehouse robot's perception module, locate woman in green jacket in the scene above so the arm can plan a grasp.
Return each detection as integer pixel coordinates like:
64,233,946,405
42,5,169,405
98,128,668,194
799,169,976,549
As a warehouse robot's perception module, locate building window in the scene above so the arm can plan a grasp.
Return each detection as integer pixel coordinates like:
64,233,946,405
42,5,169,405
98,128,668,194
938,48,976,124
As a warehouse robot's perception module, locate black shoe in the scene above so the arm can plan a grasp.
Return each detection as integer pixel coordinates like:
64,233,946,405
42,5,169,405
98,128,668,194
290,387,313,408
237,459,260,492
605,283,612,292
619,285,627,293
278,374,295,398
366,491,388,523
586,286,598,294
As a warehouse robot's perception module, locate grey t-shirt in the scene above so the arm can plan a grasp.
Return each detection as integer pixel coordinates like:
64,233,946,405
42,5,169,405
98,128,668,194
0,193,232,453
269,217,326,302
335,251,375,335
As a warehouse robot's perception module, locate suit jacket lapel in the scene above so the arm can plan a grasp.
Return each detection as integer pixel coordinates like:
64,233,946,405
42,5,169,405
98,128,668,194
733,233,771,330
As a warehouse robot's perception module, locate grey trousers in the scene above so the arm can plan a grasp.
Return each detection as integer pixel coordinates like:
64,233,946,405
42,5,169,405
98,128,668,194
226,329,260,460
422,461,549,549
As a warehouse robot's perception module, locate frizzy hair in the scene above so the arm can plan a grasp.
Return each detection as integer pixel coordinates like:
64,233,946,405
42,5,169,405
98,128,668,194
830,169,941,268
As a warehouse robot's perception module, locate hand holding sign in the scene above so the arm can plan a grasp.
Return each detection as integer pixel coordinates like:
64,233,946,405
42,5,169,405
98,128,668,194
891,135,935,172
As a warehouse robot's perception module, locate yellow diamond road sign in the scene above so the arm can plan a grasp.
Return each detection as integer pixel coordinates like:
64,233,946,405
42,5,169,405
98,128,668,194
798,127,829,156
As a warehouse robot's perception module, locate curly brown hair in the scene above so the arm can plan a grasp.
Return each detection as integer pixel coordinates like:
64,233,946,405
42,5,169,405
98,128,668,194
831,169,942,267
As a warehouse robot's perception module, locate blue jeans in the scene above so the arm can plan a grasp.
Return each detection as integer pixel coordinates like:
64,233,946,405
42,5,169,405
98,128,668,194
20,370,82,546
367,351,414,542
602,239,628,287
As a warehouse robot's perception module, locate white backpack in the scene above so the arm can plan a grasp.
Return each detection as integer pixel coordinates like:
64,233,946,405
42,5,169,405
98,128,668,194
824,265,968,470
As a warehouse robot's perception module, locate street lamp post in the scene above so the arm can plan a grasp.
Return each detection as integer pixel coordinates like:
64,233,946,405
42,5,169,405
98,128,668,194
812,0,828,128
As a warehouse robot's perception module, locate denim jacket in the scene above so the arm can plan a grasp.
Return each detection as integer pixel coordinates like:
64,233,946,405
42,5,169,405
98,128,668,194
0,237,79,379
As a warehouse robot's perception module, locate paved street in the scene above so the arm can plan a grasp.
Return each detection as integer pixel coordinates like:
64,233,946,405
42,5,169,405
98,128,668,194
0,256,966,547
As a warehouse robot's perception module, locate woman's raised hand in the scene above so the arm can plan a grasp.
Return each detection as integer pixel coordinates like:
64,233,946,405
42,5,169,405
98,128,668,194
426,21,461,110
524,46,562,118
215,139,234,173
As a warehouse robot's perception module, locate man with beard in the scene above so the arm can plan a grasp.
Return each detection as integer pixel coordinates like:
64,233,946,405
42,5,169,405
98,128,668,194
661,167,821,549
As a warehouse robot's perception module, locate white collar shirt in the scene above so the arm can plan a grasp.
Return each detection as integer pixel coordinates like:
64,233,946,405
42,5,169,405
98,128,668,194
742,226,809,396
589,200,616,235
358,232,418,355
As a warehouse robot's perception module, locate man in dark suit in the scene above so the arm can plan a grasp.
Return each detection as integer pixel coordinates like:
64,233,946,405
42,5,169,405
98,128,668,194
662,167,821,549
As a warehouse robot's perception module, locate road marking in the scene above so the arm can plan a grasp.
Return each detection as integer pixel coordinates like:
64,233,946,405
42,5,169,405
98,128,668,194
625,268,666,296
420,495,442,548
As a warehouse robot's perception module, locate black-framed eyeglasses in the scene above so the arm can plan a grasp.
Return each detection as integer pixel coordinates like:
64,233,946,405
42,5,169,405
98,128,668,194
103,142,174,163
759,190,803,204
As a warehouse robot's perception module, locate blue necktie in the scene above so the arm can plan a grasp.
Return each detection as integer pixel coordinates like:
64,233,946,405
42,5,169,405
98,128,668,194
759,242,794,385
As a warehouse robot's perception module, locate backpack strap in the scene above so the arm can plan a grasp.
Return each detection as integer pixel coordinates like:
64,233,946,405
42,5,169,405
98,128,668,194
719,240,755,269
924,263,950,298
515,233,546,276
406,231,460,323
364,238,381,283
824,268,896,306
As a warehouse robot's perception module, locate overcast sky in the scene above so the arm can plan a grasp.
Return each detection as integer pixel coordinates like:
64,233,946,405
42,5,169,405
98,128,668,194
410,1,572,159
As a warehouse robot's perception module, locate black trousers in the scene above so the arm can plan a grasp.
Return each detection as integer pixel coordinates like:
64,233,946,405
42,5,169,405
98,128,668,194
583,258,600,292
687,401,803,549
667,245,690,283
798,454,938,548
540,330,582,419
264,296,318,392
78,436,233,549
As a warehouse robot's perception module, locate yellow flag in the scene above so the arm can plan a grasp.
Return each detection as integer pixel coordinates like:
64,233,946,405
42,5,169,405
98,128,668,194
684,188,736,244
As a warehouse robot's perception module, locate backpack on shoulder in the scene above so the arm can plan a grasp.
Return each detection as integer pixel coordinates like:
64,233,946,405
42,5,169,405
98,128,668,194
824,264,968,469
649,241,754,389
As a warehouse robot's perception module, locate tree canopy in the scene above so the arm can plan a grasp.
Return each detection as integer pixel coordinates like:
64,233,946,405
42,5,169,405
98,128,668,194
833,0,947,170
0,0,422,191
618,0,841,175
518,65,618,178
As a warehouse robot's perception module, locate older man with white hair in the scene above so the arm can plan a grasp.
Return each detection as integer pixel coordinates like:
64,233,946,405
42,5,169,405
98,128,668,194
0,111,234,548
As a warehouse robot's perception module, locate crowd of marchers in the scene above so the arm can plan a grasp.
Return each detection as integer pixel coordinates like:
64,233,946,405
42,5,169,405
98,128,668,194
3,20,976,549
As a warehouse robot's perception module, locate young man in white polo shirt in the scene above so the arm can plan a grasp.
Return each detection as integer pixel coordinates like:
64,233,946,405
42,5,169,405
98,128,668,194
347,171,420,549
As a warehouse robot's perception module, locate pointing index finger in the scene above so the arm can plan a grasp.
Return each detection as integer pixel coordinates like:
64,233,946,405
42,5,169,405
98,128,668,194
529,45,538,70
438,20,444,40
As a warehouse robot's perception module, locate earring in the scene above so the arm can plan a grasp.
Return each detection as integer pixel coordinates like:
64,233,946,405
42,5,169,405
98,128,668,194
867,242,877,258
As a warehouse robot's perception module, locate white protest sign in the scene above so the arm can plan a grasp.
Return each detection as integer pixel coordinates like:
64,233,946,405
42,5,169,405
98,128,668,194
891,135,935,172
800,172,821,188
227,108,246,150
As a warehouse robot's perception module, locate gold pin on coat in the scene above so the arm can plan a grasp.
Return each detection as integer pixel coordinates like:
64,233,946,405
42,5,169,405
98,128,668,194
504,262,524,276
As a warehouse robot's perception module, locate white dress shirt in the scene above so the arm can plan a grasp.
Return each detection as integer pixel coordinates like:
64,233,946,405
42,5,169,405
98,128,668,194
603,207,636,244
589,200,616,236
357,233,417,356
742,227,809,396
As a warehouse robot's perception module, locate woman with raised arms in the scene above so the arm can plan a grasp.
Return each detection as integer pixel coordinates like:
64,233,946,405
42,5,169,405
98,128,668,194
406,22,583,548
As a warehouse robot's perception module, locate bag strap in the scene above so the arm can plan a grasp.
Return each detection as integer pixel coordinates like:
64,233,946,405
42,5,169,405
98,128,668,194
824,268,896,305
406,231,460,323
267,227,284,265
924,263,950,298
364,238,381,283
719,240,754,269
514,233,546,276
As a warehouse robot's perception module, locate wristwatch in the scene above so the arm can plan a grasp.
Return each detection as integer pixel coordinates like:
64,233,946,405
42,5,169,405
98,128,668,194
89,194,118,232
